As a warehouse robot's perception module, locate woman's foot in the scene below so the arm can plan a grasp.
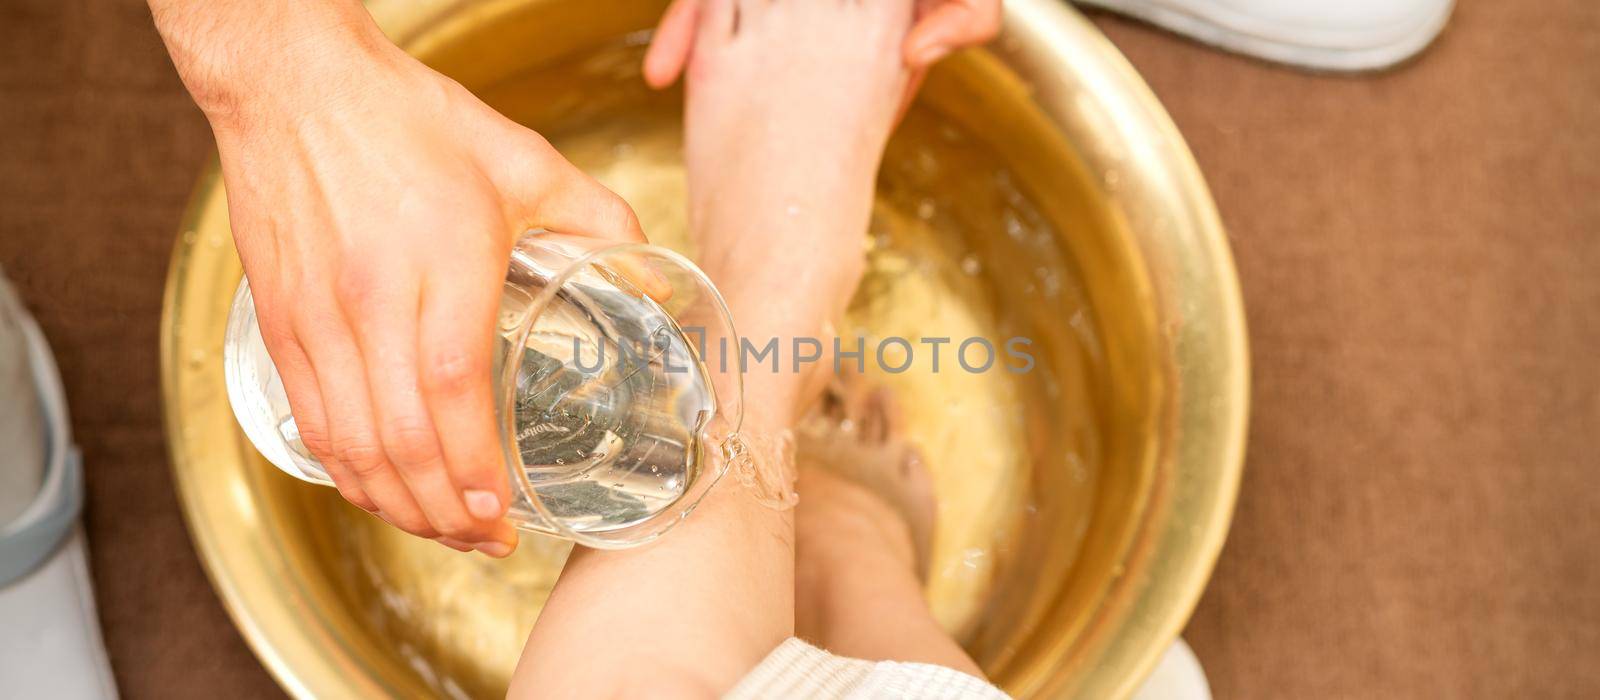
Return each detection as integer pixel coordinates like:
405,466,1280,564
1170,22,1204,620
684,0,914,339
792,373,982,676
795,372,937,576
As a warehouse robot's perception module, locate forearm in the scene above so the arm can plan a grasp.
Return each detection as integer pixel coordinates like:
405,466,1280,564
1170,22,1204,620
148,0,391,128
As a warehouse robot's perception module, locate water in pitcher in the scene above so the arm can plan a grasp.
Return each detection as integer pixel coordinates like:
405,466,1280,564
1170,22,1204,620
499,259,717,534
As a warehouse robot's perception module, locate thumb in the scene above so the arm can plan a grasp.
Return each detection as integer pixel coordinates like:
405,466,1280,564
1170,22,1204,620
527,161,646,245
501,144,675,300
491,126,675,299
497,133,646,244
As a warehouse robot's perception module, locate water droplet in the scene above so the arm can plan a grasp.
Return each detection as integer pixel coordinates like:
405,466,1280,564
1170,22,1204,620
960,254,982,276
960,548,988,570
1035,267,1062,297
916,199,936,220
1004,213,1025,240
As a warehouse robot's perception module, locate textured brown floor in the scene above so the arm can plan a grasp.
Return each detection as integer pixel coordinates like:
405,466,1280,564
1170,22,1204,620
1,0,1596,697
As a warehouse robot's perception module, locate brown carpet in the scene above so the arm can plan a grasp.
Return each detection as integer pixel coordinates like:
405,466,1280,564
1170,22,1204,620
1090,5,1600,697
1,0,1595,697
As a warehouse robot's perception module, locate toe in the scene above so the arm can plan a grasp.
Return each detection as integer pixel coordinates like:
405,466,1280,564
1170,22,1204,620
863,386,905,443
699,0,739,43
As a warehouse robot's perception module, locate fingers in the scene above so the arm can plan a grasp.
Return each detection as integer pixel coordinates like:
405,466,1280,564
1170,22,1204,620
343,268,518,556
253,296,377,512
435,536,475,553
257,260,519,558
904,0,1002,68
296,303,442,540
417,264,523,551
644,0,700,89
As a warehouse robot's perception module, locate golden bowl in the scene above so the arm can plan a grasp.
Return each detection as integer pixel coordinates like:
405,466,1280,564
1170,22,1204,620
161,0,1248,697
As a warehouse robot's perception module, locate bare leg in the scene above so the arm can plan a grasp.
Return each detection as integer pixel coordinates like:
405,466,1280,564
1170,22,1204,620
794,377,984,677
511,0,916,695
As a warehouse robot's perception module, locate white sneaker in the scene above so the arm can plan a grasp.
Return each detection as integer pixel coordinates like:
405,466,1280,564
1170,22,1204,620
1077,0,1455,71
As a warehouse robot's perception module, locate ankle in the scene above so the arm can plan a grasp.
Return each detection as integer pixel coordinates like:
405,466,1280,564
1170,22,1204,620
795,535,928,643
794,470,922,592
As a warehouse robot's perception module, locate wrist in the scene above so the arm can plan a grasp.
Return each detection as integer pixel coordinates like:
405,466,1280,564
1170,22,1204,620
152,1,392,130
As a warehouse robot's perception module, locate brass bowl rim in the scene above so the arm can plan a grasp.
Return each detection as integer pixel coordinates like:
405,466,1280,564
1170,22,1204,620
1028,5,1249,694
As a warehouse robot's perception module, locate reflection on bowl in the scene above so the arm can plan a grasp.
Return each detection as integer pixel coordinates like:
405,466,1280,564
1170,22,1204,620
161,0,1247,697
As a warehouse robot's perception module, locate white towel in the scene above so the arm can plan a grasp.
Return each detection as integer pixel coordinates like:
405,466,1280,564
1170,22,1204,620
727,638,1010,699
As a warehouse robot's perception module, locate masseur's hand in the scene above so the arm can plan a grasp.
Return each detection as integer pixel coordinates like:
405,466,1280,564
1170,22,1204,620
151,1,645,556
641,0,1001,102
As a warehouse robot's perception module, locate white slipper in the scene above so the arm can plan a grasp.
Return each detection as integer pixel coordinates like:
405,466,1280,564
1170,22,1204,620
0,274,45,528
0,272,118,699
0,529,119,699
1077,0,1456,72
